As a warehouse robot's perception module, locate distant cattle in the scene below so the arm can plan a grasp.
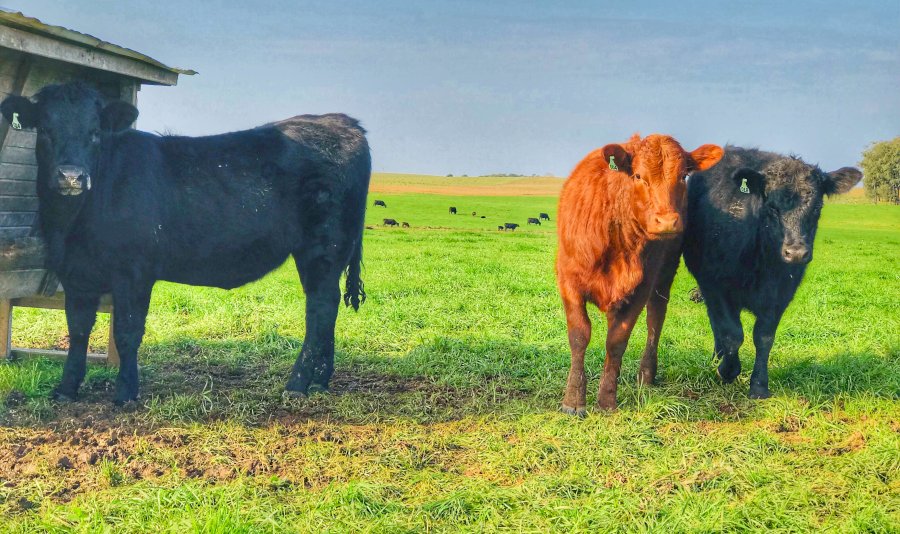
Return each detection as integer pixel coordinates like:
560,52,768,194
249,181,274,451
373,199,387,207
0,81,370,403
557,134,723,414
504,223,519,231
527,217,541,225
683,147,861,399
539,212,550,221
498,225,505,231
472,211,477,216
480,216,486,219
449,206,457,214
401,222,410,228
383,218,399,226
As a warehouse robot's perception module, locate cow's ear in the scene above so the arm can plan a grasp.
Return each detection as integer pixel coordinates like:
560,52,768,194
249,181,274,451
100,101,138,132
821,167,862,196
0,95,37,129
600,143,632,175
733,168,765,195
687,144,724,171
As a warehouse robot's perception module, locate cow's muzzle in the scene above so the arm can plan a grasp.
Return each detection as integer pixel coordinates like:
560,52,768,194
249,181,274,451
647,212,683,238
53,165,91,196
781,243,811,264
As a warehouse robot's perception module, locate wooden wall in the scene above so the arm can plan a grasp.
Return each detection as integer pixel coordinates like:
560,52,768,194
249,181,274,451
0,47,139,299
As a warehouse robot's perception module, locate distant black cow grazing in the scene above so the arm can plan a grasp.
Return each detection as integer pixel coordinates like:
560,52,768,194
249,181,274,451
504,223,519,231
539,212,550,221
480,216,486,219
527,217,541,225
472,211,477,216
401,222,410,228
373,199,386,207
1,82,371,404
449,207,457,214
683,147,861,399
498,225,504,231
383,218,399,226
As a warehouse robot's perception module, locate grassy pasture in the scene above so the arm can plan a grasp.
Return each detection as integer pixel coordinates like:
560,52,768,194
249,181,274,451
0,174,897,532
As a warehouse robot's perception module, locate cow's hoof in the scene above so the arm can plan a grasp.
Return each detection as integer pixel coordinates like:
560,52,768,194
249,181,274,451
50,389,76,403
595,398,618,412
561,404,587,418
748,386,772,400
113,389,139,406
636,370,656,387
282,389,307,400
716,362,741,384
307,383,329,396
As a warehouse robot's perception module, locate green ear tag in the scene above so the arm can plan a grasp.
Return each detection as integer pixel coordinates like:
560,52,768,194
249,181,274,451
740,178,750,194
11,112,22,130
608,156,618,171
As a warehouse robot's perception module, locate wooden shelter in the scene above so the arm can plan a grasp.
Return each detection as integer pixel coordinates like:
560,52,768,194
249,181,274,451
0,9,193,363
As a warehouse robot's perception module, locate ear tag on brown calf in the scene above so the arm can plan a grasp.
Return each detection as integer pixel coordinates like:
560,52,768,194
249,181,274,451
11,113,22,130
608,156,618,171
740,178,750,194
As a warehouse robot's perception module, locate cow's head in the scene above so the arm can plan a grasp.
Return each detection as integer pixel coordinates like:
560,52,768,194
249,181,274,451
733,159,861,264
602,135,723,239
1,82,138,198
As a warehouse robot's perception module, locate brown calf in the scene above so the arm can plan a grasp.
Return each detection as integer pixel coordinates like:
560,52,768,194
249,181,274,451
556,134,722,414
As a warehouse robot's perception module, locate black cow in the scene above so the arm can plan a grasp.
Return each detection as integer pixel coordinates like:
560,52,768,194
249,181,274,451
504,223,519,231
472,211,477,216
527,217,541,225
401,222,410,228
683,147,861,399
449,206,457,214
383,218,399,226
497,226,504,231
539,212,550,221
373,199,386,207
1,82,371,404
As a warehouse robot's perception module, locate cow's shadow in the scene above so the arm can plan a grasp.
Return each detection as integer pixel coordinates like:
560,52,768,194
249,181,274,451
1,334,896,431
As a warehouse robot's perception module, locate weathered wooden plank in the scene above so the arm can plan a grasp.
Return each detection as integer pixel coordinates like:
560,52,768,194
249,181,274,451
0,52,31,156
0,236,45,271
4,129,36,149
11,294,112,313
10,348,111,365
0,268,46,298
0,145,37,166
0,196,37,211
0,179,37,196
0,26,179,86
0,212,36,226
0,162,37,181
0,227,30,239
0,299,10,359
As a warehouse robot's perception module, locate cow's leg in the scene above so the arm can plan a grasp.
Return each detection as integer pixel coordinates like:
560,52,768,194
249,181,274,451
598,294,648,411
703,290,744,383
638,258,678,386
561,290,591,417
111,281,153,405
286,262,341,396
52,293,100,401
748,311,783,399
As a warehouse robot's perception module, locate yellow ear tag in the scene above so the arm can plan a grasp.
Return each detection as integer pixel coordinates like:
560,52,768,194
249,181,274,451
11,112,22,130
608,156,618,171
740,178,750,194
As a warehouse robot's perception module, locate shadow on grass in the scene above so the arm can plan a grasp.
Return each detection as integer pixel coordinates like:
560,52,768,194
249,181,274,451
1,333,896,432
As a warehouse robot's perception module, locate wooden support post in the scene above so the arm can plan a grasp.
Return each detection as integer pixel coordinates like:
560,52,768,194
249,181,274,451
0,298,11,360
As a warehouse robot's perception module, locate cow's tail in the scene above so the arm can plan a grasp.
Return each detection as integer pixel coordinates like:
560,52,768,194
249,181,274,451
343,237,365,310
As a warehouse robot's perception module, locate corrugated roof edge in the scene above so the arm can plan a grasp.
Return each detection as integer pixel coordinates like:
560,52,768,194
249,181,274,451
0,9,197,76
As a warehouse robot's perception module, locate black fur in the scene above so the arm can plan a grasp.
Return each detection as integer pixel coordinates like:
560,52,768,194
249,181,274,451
1,82,371,403
683,146,861,399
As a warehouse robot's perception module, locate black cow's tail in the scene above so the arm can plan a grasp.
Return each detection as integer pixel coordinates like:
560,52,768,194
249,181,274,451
343,237,365,310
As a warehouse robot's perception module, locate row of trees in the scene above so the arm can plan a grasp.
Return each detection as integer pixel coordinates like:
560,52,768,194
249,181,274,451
860,137,900,204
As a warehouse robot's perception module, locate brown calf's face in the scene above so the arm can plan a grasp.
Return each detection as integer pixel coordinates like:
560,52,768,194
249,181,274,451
603,135,723,238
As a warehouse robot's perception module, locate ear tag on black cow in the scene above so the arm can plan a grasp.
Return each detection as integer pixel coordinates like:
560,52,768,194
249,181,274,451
608,156,618,171
740,178,750,194
11,113,22,130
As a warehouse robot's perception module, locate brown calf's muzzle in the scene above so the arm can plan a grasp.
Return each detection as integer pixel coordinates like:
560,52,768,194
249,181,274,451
647,211,682,238
53,165,91,196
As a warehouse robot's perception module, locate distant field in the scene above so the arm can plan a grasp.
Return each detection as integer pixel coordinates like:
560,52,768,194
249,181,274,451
0,188,897,531
370,172,565,196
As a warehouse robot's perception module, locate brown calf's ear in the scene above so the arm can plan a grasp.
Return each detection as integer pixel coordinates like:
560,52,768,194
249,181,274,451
822,167,862,196
687,144,724,171
600,143,632,175
1,95,37,129
100,100,139,132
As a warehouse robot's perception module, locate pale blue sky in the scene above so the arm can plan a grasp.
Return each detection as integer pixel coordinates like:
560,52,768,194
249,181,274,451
12,1,900,176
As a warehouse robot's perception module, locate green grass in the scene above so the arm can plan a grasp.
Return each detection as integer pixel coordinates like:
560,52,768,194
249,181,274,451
0,190,897,532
